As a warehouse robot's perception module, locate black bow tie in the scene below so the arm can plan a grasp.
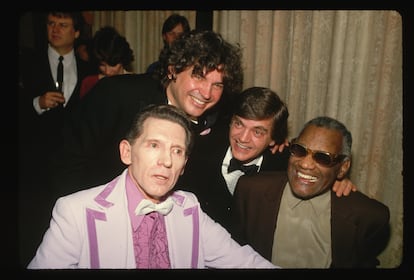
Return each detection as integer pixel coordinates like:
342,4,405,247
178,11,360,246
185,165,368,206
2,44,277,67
227,158,259,175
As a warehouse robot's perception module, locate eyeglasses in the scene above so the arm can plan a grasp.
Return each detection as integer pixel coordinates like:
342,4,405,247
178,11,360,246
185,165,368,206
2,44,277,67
289,141,347,167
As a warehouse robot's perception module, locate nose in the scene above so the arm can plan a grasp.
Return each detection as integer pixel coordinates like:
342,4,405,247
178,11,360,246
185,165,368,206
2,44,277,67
198,82,214,101
298,152,316,169
238,127,252,142
52,24,60,32
158,150,172,168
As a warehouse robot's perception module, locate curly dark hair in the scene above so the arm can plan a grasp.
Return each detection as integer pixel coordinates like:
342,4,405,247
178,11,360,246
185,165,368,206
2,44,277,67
157,30,244,96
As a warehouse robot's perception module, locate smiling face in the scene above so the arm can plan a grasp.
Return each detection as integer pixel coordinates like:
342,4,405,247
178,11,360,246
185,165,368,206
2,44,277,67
287,125,350,199
165,66,224,121
119,117,188,203
229,115,276,163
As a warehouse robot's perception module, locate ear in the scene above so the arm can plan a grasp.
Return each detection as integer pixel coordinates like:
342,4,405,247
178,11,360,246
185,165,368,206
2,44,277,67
74,30,80,39
336,158,351,180
179,158,188,175
119,139,132,165
167,65,176,79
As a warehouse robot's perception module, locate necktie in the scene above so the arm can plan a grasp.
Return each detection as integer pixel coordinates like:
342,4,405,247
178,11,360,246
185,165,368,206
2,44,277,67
134,212,171,268
135,197,174,216
227,157,259,175
56,56,64,92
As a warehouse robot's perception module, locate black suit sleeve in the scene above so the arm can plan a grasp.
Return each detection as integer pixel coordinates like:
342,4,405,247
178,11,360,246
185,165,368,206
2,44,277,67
331,191,391,267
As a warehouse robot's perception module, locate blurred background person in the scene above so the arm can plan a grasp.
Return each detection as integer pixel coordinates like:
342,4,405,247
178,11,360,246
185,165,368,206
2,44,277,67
75,37,93,63
145,13,190,75
79,26,134,99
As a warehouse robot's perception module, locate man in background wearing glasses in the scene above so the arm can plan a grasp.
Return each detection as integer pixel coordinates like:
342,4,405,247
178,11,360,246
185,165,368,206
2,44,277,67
231,116,390,268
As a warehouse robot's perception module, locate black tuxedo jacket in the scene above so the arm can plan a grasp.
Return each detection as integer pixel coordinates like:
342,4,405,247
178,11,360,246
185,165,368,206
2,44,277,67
232,171,391,268
176,114,290,232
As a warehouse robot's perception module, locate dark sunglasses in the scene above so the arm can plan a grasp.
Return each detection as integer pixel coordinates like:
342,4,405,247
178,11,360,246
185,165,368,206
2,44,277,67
289,141,347,167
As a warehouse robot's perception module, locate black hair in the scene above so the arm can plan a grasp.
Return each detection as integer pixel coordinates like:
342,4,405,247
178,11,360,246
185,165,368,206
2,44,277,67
233,87,289,145
125,104,195,157
91,26,134,71
158,30,244,97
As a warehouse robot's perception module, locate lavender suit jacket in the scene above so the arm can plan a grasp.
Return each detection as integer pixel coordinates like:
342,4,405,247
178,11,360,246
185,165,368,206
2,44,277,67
28,169,276,269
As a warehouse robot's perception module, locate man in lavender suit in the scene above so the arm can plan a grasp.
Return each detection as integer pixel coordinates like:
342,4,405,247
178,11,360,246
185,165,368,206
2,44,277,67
28,104,277,269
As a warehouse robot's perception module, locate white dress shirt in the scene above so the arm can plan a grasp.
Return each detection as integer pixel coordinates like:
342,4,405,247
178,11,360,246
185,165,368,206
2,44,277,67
221,146,263,195
33,45,78,114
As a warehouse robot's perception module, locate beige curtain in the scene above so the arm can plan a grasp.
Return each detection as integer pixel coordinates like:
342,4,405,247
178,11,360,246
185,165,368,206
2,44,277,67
92,10,403,268
213,10,403,268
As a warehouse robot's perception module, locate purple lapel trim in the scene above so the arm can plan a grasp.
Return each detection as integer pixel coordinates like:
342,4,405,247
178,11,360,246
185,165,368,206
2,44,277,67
86,175,121,268
94,176,120,207
86,208,107,268
171,192,185,206
184,206,200,268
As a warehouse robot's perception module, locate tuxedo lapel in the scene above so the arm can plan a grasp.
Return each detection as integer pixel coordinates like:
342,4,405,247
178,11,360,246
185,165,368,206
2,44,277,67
86,171,135,268
90,203,134,268
164,192,202,268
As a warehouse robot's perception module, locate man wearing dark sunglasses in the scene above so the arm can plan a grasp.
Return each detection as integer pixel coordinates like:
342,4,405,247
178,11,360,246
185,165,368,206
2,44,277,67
231,116,390,268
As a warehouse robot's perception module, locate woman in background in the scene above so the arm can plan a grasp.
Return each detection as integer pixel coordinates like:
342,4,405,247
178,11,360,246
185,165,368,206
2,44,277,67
80,26,134,99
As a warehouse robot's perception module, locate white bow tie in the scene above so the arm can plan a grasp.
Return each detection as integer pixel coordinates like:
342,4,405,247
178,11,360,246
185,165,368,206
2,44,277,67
135,197,174,216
